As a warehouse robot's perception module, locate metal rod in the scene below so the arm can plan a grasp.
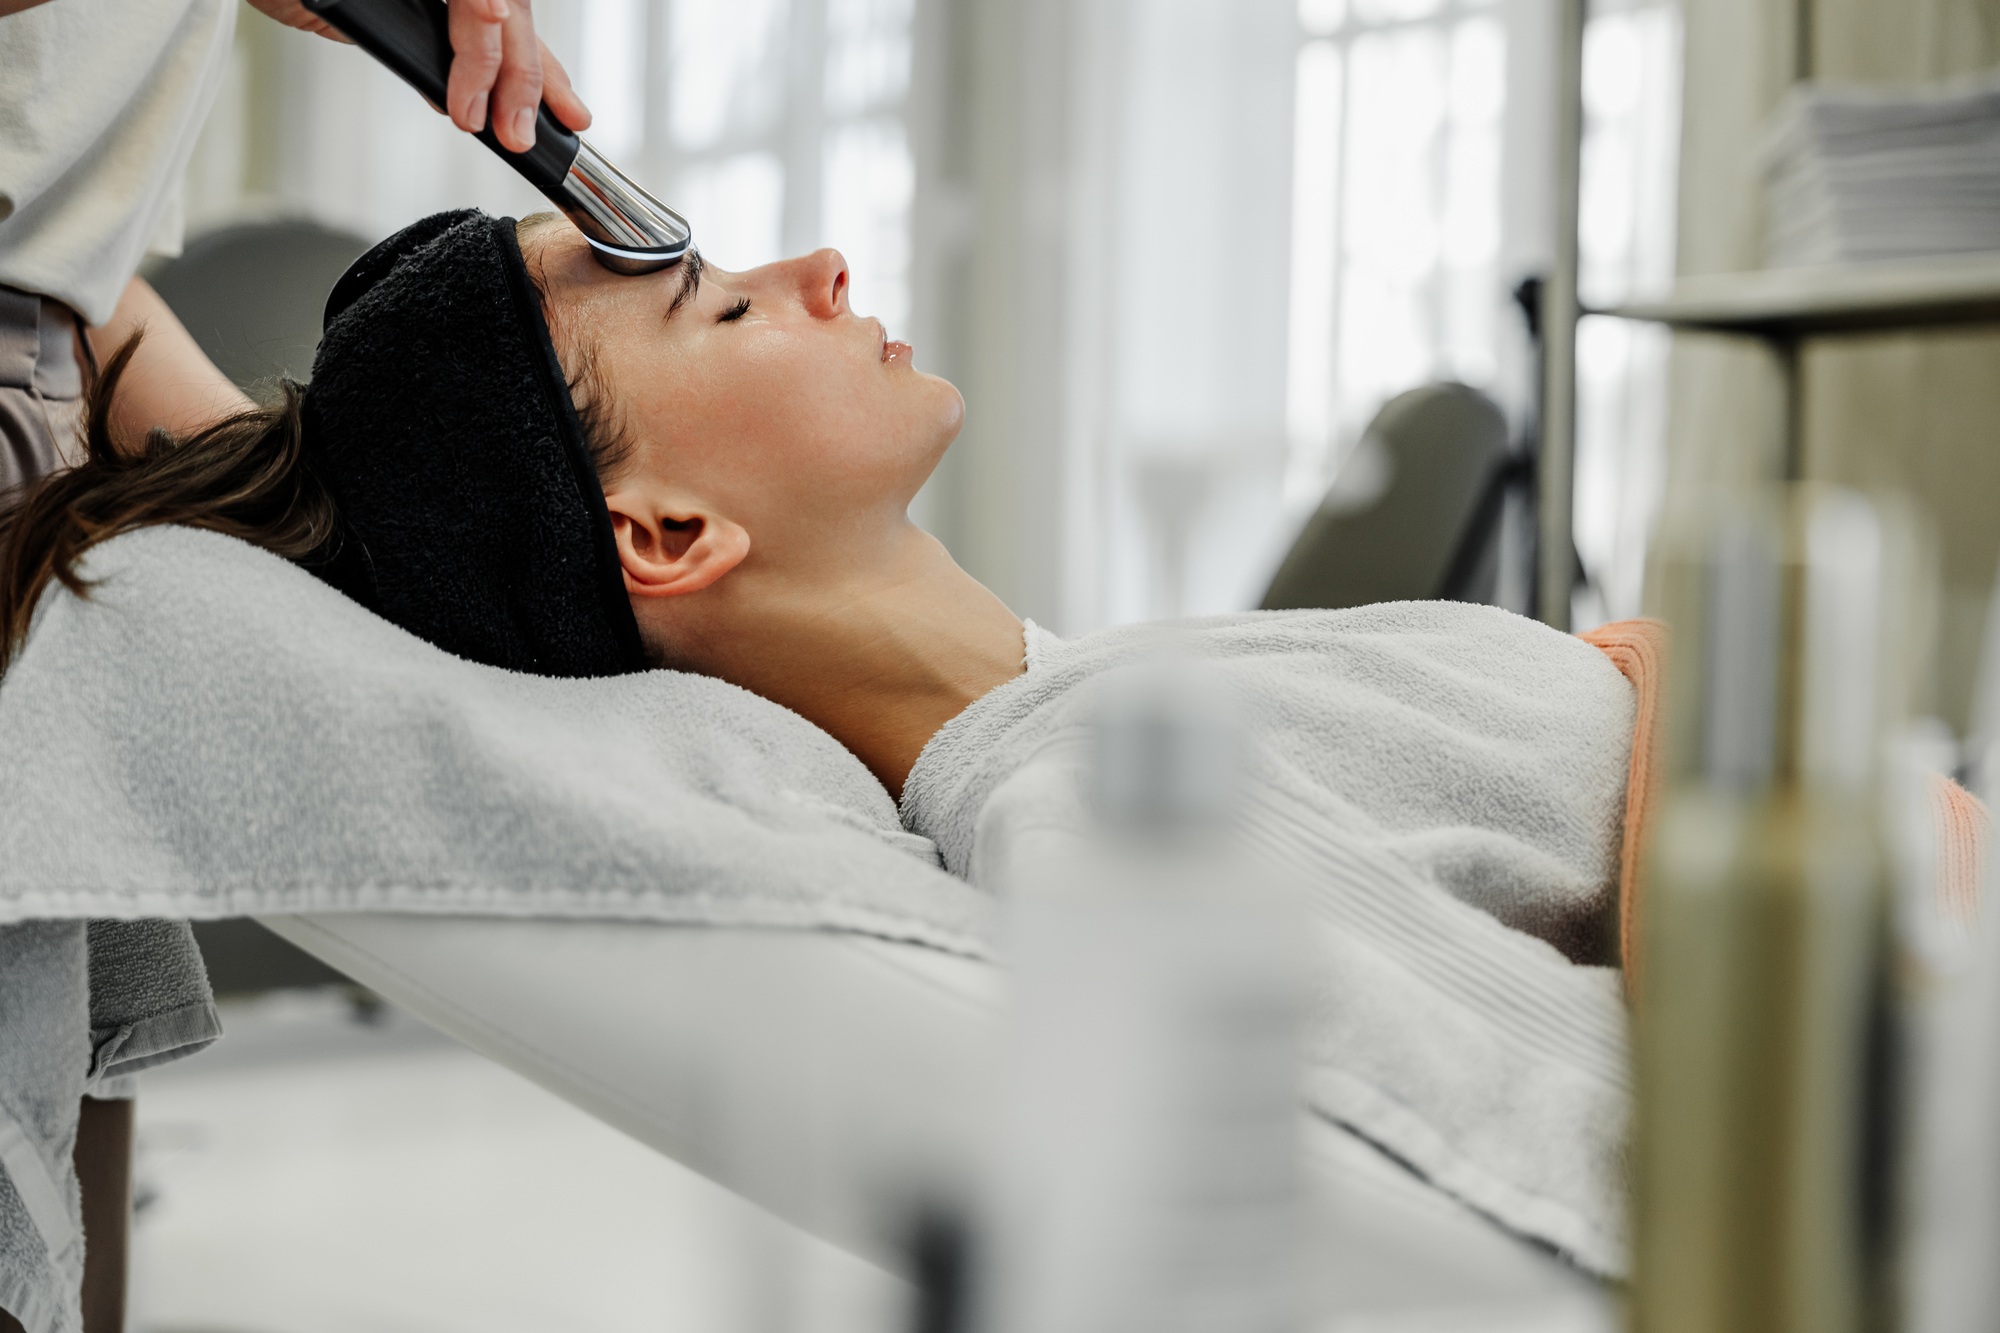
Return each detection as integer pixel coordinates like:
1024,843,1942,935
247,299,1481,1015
1777,336,1804,481
1537,0,1587,630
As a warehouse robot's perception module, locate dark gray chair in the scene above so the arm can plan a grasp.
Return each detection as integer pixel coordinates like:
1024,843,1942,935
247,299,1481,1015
1262,382,1528,613
142,217,373,388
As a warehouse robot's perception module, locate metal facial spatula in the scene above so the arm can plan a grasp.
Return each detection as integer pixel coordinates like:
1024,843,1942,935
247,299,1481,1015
302,0,694,273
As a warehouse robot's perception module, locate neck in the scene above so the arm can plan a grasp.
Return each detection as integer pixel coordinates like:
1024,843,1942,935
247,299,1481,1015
672,526,1025,800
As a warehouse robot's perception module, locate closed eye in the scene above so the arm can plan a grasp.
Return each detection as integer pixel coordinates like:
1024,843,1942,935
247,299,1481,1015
717,297,752,323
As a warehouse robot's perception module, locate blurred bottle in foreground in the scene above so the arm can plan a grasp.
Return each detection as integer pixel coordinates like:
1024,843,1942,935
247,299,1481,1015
1633,487,1934,1333
1897,550,2000,1333
973,660,1305,1333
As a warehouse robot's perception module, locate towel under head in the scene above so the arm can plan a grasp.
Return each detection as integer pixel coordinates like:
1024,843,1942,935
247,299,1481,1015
303,209,646,678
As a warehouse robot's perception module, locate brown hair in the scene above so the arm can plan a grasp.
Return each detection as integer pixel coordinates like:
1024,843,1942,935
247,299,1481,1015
0,335,334,674
0,225,631,676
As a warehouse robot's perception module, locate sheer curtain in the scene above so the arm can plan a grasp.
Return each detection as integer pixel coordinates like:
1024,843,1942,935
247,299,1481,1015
1285,0,1513,512
1282,0,1682,629
1092,0,1300,626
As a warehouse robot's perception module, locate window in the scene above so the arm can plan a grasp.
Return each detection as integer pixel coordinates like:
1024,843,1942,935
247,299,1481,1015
1286,0,1508,510
188,0,921,342
1282,0,1682,624
580,0,919,333
1574,0,1681,623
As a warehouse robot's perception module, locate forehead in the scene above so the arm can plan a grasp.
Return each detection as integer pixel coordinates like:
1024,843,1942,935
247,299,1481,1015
524,218,700,319
523,218,602,291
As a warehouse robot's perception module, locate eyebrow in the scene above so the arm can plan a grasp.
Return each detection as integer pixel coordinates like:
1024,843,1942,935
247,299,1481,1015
665,248,705,320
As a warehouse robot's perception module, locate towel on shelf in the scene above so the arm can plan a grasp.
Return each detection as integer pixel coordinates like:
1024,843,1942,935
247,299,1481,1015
0,525,988,953
901,603,1640,1276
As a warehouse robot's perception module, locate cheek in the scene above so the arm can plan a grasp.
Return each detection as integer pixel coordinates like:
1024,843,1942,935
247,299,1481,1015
623,328,948,520
708,333,908,483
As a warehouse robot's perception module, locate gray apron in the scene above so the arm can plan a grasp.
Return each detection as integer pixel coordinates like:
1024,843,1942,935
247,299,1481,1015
0,286,86,493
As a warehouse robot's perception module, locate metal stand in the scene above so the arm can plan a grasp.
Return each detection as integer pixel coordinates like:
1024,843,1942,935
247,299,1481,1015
1536,0,1588,631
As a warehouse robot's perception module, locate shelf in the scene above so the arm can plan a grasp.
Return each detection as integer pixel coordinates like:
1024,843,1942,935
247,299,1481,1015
1593,251,2000,337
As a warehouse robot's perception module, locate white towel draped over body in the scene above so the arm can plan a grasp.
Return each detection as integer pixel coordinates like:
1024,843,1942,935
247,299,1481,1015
1,528,1639,1278
900,607,1639,1275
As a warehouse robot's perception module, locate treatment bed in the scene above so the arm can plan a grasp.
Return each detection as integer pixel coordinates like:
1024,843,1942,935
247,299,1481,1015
261,913,1609,1328
2,528,1623,1325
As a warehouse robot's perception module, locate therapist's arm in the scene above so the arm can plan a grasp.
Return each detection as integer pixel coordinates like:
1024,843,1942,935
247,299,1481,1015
85,277,254,455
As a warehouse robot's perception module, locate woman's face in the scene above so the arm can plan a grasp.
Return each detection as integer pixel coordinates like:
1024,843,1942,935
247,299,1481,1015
525,221,963,573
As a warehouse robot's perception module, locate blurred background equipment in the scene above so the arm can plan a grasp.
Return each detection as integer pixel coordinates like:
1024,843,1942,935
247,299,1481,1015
142,218,370,387
1633,486,1928,1333
1639,0,2000,739
979,663,1301,1333
1902,558,2000,1333
1260,381,1530,613
187,917,350,995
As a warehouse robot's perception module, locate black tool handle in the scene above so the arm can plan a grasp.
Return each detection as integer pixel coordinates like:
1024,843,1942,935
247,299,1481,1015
302,0,580,197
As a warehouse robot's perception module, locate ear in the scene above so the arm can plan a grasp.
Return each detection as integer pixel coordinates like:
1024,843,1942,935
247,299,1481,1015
603,489,750,598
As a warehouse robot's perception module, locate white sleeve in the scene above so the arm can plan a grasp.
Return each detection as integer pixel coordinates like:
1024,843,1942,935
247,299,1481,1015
145,178,189,262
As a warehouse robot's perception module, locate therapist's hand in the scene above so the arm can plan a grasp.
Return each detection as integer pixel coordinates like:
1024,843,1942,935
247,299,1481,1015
443,0,592,149
246,0,591,153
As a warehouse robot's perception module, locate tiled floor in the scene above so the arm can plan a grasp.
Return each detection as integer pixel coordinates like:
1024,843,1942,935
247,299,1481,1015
127,991,909,1333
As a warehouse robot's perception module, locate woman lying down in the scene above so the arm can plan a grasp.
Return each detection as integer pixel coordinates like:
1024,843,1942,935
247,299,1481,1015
0,207,1641,966
0,208,1651,1269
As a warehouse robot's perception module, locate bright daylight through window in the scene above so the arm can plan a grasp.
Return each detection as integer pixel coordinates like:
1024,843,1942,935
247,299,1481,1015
1286,0,1508,511
578,0,917,335
1284,0,1680,624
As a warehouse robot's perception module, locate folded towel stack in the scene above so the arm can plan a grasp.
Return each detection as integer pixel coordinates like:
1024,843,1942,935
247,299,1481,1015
1763,74,2000,267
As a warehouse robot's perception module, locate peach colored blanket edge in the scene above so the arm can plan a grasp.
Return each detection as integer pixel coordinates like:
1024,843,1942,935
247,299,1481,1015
1578,617,1989,986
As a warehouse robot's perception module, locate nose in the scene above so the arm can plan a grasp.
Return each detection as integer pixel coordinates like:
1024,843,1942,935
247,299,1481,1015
790,248,848,318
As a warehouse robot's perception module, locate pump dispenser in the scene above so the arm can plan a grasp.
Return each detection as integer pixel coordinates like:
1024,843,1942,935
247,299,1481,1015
978,662,1303,1333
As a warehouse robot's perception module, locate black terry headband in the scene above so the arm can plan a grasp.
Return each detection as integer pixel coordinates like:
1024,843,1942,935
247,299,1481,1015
301,209,646,677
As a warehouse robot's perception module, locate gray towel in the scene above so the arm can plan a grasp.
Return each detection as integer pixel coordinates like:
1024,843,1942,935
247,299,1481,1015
0,921,213,1333
0,922,87,1333
901,605,1637,1275
0,525,988,954
84,921,219,1090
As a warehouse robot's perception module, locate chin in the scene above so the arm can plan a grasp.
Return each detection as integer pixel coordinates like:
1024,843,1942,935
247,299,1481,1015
925,374,966,438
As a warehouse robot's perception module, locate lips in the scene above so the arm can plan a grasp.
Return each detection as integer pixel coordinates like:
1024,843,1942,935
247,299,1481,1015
869,317,911,364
